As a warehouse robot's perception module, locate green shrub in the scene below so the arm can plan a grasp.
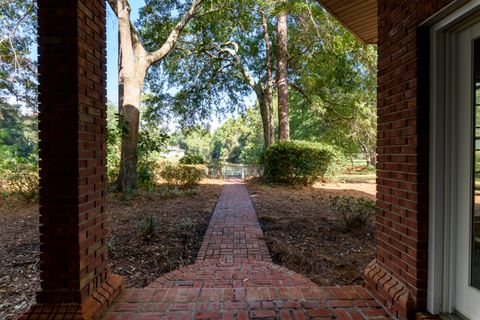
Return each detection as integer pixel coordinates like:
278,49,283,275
206,160,224,179
160,164,204,187
106,149,120,182
0,157,39,201
264,140,344,185
138,160,157,189
106,112,127,182
179,154,204,165
329,196,376,232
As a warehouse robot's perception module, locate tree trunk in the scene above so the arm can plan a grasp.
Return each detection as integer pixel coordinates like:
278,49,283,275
276,0,289,141
261,11,274,147
221,41,274,150
257,93,272,149
109,0,202,191
370,153,377,167
116,77,144,191
266,84,274,146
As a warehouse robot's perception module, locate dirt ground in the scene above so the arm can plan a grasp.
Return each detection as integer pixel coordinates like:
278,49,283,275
0,179,222,320
247,178,376,287
0,176,376,319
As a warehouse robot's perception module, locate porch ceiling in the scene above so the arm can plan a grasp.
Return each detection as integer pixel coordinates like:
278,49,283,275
316,0,378,44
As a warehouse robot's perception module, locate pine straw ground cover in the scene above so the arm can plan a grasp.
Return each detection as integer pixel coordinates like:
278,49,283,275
247,178,376,286
0,179,222,320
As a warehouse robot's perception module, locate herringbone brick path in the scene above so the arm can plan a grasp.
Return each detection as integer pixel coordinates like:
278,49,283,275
104,181,391,319
195,182,271,263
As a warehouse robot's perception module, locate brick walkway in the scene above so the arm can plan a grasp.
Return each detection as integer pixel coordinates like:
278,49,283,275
104,181,391,319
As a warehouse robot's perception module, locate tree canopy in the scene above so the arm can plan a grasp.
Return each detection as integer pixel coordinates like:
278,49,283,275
0,0,37,110
1,0,378,193
287,2,377,160
138,0,377,160
171,106,263,165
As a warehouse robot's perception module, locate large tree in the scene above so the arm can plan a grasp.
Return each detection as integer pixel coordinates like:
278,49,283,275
260,10,275,147
144,0,277,149
276,0,289,141
208,36,275,149
288,1,377,163
141,0,376,164
107,0,206,191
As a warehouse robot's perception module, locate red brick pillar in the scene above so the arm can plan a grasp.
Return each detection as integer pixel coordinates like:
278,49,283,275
22,0,123,319
363,1,452,319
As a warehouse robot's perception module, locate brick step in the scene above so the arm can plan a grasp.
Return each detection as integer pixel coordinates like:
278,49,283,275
106,286,389,319
117,286,373,304
147,261,317,289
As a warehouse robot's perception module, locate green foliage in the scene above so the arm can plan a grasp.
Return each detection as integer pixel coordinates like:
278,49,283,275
211,107,264,165
138,129,169,160
170,126,213,161
141,0,376,162
179,154,204,165
1,0,38,109
137,160,158,189
206,159,225,179
136,130,169,187
106,102,169,185
169,106,264,170
0,102,37,158
0,101,38,200
264,140,344,185
160,164,204,187
288,1,377,160
0,156,39,201
138,0,250,127
106,104,127,181
328,196,375,232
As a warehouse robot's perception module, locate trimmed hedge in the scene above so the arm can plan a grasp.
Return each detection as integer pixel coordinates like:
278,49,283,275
264,140,344,185
0,158,39,201
160,164,204,187
179,154,204,165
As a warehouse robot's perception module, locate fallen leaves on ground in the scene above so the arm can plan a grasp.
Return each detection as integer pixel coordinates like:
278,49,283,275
0,179,222,320
247,178,375,286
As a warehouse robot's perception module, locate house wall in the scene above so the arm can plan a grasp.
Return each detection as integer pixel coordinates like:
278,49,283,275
364,1,454,319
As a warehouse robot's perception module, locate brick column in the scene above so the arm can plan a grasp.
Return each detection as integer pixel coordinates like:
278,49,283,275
22,0,122,319
363,1,452,319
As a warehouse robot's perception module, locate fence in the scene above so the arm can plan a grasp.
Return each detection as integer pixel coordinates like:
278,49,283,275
206,163,262,179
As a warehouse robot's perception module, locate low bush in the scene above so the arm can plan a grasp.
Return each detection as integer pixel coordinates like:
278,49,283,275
160,164,204,187
106,152,120,182
264,140,344,185
138,160,158,189
206,160,224,179
328,196,375,232
179,154,205,165
106,112,127,182
0,157,39,201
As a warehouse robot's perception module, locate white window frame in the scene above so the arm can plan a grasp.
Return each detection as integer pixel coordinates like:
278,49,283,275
428,0,480,314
